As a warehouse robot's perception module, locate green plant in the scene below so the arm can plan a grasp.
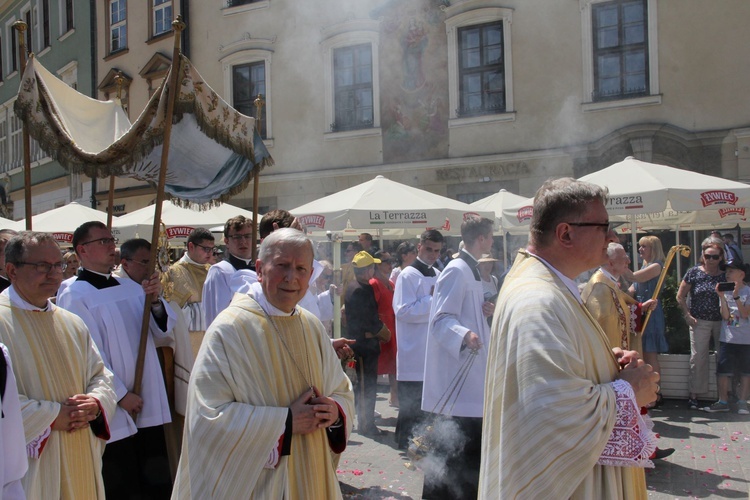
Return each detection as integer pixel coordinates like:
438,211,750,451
662,273,690,354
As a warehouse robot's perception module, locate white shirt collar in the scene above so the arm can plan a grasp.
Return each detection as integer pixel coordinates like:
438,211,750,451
3,285,54,311
528,251,582,303
83,267,112,279
599,267,618,284
180,253,203,266
250,281,296,316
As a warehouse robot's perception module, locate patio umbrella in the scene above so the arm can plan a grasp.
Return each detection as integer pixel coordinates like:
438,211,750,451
502,157,750,265
113,200,257,242
291,175,493,337
470,189,530,268
291,175,492,237
14,202,112,245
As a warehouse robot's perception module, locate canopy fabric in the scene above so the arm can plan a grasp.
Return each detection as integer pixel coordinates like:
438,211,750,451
112,201,257,241
290,175,494,236
13,202,112,245
15,54,272,206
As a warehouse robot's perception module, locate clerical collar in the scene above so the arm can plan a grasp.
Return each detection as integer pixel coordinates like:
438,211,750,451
228,253,255,271
458,249,481,281
599,267,618,284
77,268,120,289
4,285,52,311
410,258,436,277
250,281,296,316
528,251,582,303
180,253,203,266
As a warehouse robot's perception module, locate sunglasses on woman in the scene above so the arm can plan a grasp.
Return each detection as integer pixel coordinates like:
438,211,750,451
703,253,722,261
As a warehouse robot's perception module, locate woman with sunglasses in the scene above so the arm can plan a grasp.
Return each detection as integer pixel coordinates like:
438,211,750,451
676,236,727,409
624,235,668,408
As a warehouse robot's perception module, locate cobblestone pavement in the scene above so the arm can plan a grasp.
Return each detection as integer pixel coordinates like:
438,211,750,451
338,389,750,499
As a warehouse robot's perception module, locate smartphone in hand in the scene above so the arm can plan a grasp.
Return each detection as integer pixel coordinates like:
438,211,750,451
718,282,735,292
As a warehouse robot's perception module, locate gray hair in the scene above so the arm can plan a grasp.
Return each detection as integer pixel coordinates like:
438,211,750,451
530,177,608,248
258,227,313,263
5,231,58,265
607,242,625,259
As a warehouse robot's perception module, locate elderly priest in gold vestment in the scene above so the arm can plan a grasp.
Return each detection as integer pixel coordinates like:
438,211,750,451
173,228,354,499
0,232,116,499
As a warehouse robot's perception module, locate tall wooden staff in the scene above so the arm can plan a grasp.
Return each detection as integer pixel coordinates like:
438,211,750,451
13,21,31,229
106,72,126,230
640,244,691,333
133,16,185,395
251,94,264,261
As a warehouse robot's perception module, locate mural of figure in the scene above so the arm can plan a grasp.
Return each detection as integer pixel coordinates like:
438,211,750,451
402,18,428,91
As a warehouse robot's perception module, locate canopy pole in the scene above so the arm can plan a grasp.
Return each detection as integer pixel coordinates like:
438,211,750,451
251,94,264,262
630,215,638,270
13,21,31,230
107,73,126,230
133,16,185,396
332,234,342,338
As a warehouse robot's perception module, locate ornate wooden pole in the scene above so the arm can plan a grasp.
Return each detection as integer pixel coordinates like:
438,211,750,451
251,93,264,261
133,17,186,396
13,20,31,229
107,72,125,230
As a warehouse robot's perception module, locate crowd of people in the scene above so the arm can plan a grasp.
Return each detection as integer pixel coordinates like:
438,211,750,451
0,191,746,499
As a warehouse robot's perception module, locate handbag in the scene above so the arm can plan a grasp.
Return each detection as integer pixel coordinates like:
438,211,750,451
374,324,391,343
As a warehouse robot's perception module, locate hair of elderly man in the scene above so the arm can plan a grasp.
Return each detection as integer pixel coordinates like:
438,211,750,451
258,227,313,264
119,238,151,261
259,209,296,239
223,215,252,239
606,242,625,259
5,231,58,265
530,177,608,248
72,221,108,250
187,227,214,245
460,215,494,245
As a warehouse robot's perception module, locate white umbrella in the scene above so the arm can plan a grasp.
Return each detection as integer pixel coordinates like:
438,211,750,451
14,202,112,245
291,175,493,237
292,175,494,338
113,201,256,242
502,157,750,264
470,189,530,268
0,217,20,231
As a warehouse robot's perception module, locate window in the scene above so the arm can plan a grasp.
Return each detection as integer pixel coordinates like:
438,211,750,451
42,0,50,48
458,22,504,116
320,19,381,138
0,112,6,172
232,61,266,138
0,36,3,83
10,25,17,73
109,0,127,53
592,0,647,100
581,0,659,110
332,44,373,132
24,10,33,54
444,2,514,125
152,0,172,37
63,0,73,33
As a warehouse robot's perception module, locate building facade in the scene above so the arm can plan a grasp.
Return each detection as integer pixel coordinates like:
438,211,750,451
188,0,750,214
0,0,94,220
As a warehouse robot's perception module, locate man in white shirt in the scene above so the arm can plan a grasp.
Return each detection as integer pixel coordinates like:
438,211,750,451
392,229,443,450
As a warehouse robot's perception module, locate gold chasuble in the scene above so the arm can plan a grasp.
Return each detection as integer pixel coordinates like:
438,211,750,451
479,252,647,500
0,295,116,500
581,269,643,354
163,260,210,357
173,294,354,499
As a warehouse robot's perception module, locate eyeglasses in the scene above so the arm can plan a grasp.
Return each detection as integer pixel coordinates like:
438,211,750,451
194,243,215,253
81,237,118,247
566,221,613,232
16,261,66,273
227,233,253,242
125,258,150,266
703,253,722,261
